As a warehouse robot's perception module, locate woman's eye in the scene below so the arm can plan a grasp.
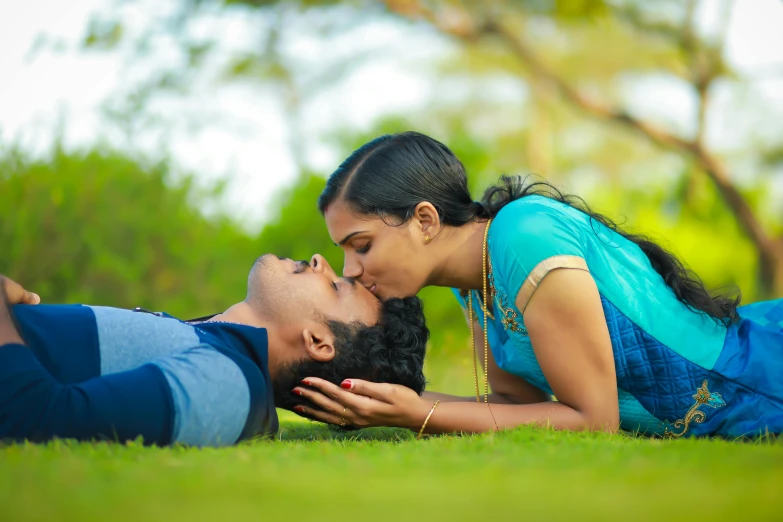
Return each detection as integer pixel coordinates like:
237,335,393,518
356,243,371,254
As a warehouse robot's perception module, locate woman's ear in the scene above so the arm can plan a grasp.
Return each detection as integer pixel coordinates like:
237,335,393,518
413,202,441,243
302,325,336,363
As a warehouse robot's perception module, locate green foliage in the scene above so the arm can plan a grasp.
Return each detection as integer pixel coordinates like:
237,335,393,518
82,18,123,50
253,171,342,265
0,147,257,318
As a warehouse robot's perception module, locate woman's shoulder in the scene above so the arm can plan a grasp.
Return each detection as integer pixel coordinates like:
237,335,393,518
490,195,587,256
488,196,589,304
493,195,584,227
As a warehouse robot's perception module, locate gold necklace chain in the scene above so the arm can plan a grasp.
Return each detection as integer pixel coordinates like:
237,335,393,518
468,218,492,404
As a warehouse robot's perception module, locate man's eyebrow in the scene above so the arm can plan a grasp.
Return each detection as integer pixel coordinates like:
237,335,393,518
342,277,358,289
335,231,367,246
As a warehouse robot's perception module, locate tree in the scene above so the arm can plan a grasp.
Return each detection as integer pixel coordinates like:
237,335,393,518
74,0,783,297
377,0,783,296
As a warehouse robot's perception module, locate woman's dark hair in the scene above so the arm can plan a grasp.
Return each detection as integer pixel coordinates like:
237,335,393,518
275,296,429,412
318,131,740,325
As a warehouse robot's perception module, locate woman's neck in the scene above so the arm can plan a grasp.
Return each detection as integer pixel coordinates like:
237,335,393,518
426,220,489,291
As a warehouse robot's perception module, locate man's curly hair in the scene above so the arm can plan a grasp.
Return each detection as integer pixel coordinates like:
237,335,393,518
273,296,428,411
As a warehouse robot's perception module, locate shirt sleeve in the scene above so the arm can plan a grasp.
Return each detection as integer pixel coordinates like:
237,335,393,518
0,343,175,445
0,343,254,447
490,198,589,313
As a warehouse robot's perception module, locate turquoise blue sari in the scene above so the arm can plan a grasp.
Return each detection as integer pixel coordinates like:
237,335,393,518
454,195,783,438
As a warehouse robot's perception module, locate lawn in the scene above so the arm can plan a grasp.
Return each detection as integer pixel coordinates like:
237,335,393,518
1,410,781,522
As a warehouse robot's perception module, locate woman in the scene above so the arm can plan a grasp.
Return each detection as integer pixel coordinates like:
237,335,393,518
292,131,783,438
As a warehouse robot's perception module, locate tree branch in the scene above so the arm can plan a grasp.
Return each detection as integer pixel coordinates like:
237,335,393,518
381,0,777,264
486,18,778,259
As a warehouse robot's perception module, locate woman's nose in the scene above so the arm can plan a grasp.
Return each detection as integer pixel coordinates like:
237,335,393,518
343,252,363,279
310,254,330,274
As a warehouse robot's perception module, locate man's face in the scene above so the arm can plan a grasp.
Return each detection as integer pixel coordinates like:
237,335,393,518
249,253,380,327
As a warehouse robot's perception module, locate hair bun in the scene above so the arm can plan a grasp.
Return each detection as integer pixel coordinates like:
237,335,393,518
472,200,488,217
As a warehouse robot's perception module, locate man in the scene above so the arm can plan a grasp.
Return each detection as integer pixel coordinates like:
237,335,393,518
0,254,428,447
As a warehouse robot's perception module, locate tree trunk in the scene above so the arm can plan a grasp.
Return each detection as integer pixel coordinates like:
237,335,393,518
760,242,783,299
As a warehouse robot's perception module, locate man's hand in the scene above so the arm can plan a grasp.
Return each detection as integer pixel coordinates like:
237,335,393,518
0,276,27,346
1,276,40,305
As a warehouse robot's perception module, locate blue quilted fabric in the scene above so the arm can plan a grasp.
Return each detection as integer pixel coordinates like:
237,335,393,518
454,289,783,437
603,296,783,437
601,296,712,422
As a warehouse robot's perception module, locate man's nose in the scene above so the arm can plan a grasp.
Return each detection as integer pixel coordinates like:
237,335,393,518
343,252,363,279
309,254,331,274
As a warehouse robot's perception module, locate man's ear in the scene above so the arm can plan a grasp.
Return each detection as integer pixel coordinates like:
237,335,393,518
413,201,441,241
302,324,336,363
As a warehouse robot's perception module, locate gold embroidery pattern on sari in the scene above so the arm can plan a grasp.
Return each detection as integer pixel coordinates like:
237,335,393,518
489,257,528,335
661,380,726,438
493,292,528,336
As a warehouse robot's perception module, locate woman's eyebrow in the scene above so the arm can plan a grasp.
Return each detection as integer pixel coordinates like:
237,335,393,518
336,231,367,246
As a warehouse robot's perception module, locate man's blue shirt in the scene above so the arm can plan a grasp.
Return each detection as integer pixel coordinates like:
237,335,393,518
0,304,278,446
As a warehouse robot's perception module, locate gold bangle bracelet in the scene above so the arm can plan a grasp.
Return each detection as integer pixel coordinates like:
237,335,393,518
417,400,441,440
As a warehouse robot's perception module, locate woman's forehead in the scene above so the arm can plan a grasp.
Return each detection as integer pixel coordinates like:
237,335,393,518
325,202,383,235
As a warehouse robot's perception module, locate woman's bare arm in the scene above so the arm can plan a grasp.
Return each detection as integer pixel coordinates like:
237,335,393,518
296,269,620,433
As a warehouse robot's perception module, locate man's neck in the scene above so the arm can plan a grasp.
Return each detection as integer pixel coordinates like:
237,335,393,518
208,301,266,328
208,301,284,380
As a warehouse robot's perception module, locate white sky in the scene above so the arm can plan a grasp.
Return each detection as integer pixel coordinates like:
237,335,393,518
1,0,782,229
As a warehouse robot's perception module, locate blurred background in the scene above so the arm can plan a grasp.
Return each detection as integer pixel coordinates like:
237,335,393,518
1,0,782,393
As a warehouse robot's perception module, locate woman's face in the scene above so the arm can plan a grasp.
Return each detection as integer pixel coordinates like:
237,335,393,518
324,199,429,300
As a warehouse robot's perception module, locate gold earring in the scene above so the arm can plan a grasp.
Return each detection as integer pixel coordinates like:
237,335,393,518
424,235,431,244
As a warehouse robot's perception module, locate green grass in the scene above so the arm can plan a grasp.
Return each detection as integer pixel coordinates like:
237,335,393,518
1,411,782,522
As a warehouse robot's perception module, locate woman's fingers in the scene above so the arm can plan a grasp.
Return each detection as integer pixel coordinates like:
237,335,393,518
342,379,399,403
293,384,348,415
293,379,429,430
295,378,399,428
300,377,376,408
292,405,342,426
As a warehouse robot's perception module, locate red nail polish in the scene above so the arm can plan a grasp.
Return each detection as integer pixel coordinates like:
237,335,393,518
301,379,312,386
293,406,305,413
292,389,302,396
340,380,353,390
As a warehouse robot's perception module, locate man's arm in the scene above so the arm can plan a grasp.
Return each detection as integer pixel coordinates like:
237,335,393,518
0,341,176,444
0,277,26,346
0,338,258,446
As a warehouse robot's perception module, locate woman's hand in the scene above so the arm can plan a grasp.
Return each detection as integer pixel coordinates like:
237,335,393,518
1,276,40,305
292,378,433,431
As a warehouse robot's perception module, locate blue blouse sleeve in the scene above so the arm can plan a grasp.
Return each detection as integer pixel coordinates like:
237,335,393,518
489,197,589,313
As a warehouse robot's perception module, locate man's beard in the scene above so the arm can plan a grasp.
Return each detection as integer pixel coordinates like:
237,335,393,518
247,254,313,320
271,358,318,411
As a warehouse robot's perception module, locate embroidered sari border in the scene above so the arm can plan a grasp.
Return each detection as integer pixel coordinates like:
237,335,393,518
518,255,589,313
